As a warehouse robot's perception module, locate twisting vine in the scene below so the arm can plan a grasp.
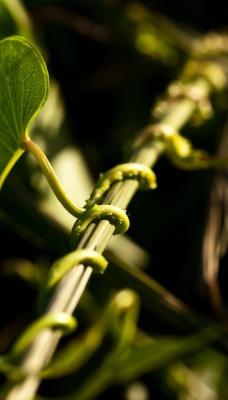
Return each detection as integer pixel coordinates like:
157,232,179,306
1,29,228,400
71,163,156,246
0,158,157,382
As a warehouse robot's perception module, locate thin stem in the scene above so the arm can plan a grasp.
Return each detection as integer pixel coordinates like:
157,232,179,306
1,0,33,40
21,139,84,217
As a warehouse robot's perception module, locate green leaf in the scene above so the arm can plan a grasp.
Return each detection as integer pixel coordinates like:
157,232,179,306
0,35,49,187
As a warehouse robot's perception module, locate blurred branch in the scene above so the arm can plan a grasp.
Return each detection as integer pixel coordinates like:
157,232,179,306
201,116,228,325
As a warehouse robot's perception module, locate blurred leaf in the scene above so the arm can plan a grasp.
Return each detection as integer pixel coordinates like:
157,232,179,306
53,327,220,400
115,326,220,383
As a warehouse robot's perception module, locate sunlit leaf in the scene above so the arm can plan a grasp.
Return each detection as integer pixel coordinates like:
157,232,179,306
0,35,49,187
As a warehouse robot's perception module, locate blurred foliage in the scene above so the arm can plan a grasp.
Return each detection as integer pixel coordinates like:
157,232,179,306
0,0,228,399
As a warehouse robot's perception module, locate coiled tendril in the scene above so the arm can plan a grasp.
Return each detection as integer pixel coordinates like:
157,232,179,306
0,159,157,380
134,123,213,170
71,162,157,248
0,312,77,380
37,162,157,308
85,163,157,208
38,249,108,312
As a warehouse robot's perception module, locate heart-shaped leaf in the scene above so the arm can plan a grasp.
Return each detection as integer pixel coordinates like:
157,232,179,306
0,35,49,187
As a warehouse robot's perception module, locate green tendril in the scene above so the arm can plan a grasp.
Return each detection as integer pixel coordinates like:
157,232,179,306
133,123,228,170
134,123,194,159
21,139,84,217
133,123,178,149
38,250,108,312
0,312,77,380
86,163,157,208
70,162,157,247
71,204,130,249
11,313,77,358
